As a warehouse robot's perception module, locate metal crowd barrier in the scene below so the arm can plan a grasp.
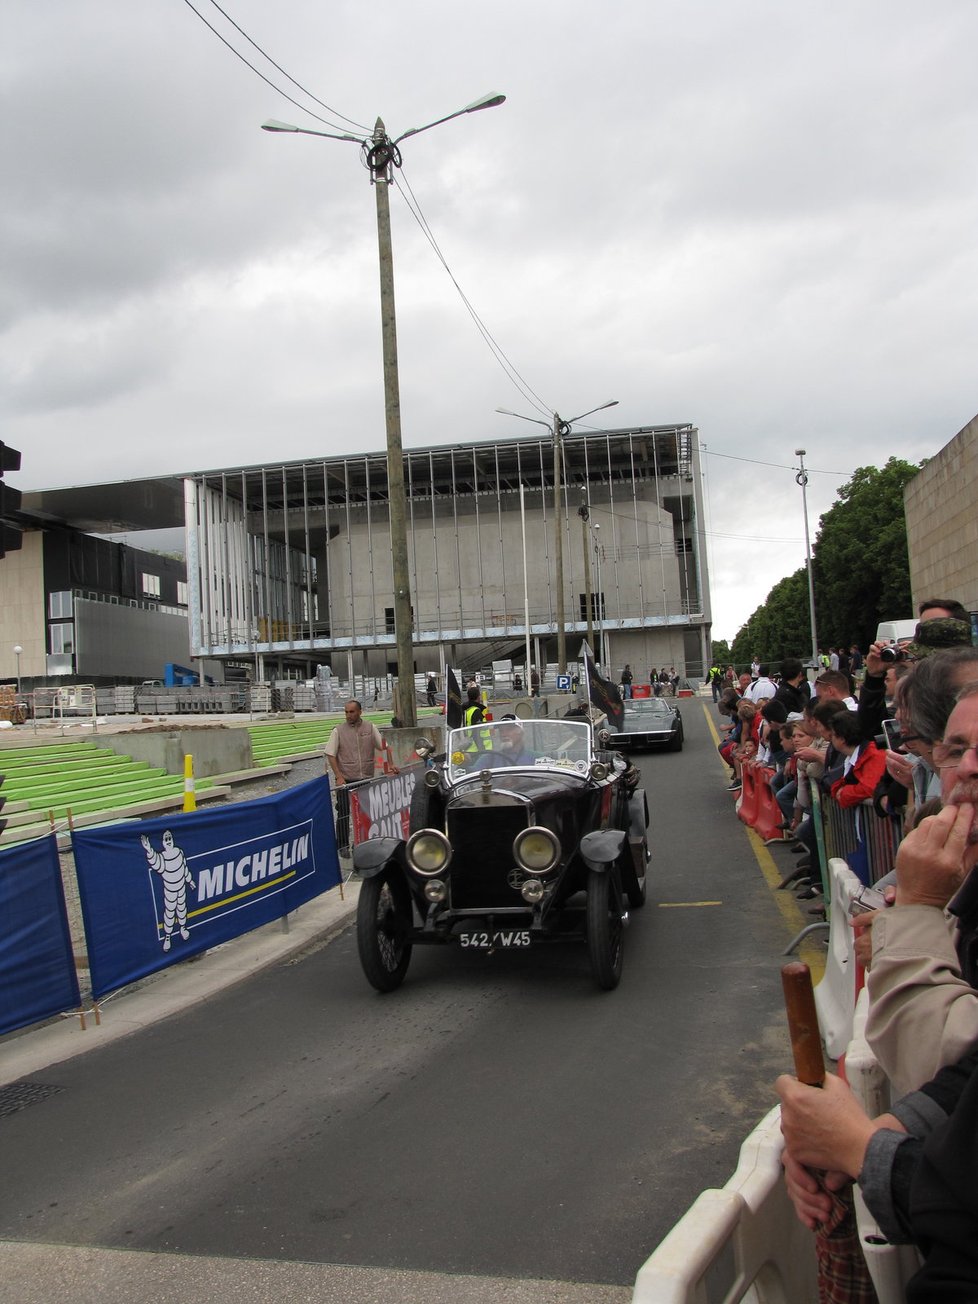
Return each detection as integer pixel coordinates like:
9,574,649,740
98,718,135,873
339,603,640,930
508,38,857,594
818,792,902,886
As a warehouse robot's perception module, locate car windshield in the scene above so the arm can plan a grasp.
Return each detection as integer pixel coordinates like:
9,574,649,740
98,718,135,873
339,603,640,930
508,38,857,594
623,700,674,716
447,719,592,780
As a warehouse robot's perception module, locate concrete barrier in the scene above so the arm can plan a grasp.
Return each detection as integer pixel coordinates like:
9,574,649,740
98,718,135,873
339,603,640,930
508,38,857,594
100,725,252,778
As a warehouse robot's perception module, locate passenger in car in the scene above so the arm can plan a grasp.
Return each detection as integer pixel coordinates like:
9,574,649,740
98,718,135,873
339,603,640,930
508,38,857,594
473,717,537,768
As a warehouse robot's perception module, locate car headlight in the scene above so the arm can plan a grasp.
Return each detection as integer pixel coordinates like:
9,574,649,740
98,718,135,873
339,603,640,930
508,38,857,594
513,826,560,875
589,761,609,781
521,879,545,903
423,768,441,789
406,828,452,877
423,878,447,902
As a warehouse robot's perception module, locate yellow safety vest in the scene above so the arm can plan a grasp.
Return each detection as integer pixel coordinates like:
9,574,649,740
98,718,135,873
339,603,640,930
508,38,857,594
462,704,491,752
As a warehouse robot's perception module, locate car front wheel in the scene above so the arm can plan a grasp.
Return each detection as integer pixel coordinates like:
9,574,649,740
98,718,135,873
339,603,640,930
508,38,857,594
357,872,413,992
586,868,625,990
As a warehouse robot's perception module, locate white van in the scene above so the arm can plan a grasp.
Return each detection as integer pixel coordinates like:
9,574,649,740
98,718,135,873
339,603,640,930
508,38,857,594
875,619,917,645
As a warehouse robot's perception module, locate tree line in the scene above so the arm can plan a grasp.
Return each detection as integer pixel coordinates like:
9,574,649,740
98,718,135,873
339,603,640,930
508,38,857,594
720,457,919,669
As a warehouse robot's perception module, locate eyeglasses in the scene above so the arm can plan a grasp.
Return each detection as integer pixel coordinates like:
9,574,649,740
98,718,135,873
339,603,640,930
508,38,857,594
932,740,978,770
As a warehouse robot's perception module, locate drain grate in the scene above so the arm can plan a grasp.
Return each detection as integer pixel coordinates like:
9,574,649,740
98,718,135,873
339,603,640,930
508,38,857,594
0,1082,65,1119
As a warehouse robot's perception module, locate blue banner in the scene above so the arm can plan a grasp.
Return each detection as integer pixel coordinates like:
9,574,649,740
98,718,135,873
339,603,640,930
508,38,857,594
73,777,341,1000
0,834,80,1036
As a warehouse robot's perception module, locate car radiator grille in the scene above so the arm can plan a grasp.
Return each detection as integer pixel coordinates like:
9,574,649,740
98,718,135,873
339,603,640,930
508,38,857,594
448,805,526,910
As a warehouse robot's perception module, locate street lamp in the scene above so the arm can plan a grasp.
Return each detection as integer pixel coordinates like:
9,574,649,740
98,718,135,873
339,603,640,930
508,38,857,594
592,521,604,665
579,497,594,655
496,400,618,672
263,92,505,727
795,449,819,664
13,644,22,694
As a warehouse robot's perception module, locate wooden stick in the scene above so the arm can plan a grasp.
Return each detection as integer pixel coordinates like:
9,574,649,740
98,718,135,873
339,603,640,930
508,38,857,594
781,961,825,1087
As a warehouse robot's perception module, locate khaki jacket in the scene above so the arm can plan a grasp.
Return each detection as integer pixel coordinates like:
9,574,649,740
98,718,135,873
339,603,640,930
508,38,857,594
866,904,978,1097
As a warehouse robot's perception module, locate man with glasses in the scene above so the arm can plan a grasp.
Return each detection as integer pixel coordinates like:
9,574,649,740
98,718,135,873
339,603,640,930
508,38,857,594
865,680,978,1096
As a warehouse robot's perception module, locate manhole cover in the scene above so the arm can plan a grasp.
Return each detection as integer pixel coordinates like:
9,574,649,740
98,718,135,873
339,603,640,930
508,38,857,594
0,1082,65,1119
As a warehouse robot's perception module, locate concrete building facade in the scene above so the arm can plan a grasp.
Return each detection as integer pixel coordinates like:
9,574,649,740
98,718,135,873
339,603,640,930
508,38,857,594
904,412,978,613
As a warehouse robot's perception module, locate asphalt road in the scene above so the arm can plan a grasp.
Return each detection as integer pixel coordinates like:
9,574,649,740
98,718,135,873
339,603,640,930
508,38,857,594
0,698,804,1296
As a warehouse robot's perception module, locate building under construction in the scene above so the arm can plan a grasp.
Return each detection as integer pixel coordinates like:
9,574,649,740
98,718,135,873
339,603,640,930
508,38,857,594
184,423,712,684
11,423,712,690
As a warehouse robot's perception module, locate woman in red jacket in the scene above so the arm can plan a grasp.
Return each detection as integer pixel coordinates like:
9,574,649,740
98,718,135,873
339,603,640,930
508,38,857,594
828,709,887,808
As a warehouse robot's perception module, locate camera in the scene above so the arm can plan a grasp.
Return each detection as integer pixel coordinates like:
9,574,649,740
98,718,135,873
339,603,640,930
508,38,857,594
848,884,888,916
879,644,908,663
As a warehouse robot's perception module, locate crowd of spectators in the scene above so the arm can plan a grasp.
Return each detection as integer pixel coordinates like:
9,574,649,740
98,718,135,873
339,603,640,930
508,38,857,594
715,598,978,1298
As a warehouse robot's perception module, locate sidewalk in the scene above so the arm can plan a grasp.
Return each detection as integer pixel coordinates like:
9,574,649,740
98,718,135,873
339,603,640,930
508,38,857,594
1,878,360,1089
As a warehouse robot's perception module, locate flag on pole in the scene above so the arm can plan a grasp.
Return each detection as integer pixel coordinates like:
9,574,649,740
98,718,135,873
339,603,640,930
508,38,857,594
581,642,624,730
445,666,464,730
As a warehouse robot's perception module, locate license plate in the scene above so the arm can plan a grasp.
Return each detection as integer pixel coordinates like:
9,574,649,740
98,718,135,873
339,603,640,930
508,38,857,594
458,929,531,949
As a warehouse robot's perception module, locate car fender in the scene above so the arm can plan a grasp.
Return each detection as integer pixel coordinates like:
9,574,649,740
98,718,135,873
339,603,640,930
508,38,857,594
580,828,627,871
627,788,649,837
352,837,405,878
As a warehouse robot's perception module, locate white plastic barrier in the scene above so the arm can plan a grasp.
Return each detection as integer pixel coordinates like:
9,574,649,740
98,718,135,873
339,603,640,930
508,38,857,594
812,856,863,1058
631,1107,818,1303
844,988,922,1303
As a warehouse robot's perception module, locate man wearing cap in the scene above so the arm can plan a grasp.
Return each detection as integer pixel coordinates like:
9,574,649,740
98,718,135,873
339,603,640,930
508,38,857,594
858,604,973,742
473,717,537,768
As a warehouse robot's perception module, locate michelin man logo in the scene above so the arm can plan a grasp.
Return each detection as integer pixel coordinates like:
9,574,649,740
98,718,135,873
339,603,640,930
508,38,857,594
141,831,196,952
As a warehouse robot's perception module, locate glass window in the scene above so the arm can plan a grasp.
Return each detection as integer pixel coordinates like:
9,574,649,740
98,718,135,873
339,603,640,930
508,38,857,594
142,573,161,597
49,623,74,655
49,590,73,619
177,581,189,606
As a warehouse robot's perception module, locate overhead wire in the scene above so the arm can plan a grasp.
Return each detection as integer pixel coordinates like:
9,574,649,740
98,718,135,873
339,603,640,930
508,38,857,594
702,447,847,476
393,165,554,423
181,0,368,136
202,0,370,131
182,0,582,430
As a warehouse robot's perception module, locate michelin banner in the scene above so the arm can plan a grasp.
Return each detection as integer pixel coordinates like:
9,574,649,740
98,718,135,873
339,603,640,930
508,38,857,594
73,777,341,1000
0,834,80,1036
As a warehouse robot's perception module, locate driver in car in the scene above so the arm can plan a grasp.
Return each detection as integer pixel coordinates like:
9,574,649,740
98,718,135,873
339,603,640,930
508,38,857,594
473,716,537,768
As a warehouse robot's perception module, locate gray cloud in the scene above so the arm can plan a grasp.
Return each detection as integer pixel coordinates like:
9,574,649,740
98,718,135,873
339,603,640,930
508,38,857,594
3,0,977,638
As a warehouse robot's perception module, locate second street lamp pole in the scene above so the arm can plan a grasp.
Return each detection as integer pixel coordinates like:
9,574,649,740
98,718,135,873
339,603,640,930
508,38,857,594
579,497,593,656
795,448,819,665
497,399,618,677
553,414,571,674
369,121,415,727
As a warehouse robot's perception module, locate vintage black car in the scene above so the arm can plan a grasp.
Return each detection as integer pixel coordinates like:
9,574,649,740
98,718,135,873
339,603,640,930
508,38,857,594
606,697,684,752
353,718,650,992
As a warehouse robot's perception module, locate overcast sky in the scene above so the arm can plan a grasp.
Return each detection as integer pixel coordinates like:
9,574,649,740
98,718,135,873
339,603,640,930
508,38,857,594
4,1,976,641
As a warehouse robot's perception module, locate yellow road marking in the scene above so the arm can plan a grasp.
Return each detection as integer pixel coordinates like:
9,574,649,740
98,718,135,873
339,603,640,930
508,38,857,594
700,702,825,979
658,901,723,908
